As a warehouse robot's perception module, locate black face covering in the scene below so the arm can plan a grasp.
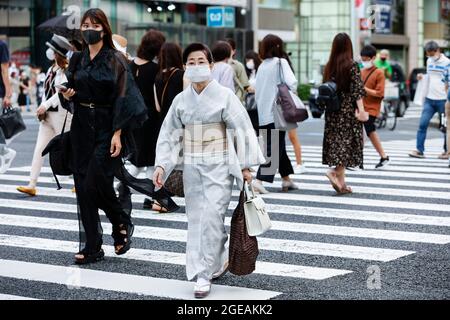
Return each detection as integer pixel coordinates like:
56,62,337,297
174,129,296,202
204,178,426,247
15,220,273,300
82,29,103,45
380,58,387,62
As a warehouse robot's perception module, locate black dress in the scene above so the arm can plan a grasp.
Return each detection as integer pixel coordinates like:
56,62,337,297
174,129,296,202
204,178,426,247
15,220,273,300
18,78,28,106
154,68,184,120
129,60,160,167
64,46,148,255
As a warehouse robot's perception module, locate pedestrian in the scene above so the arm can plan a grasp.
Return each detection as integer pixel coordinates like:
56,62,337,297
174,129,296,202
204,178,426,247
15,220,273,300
225,38,250,103
360,44,390,169
244,50,260,130
443,62,450,167
17,34,74,196
121,29,179,212
374,49,393,80
409,41,450,159
153,43,265,298
322,33,369,194
283,53,308,174
252,34,298,194
61,8,148,264
0,38,16,174
18,70,29,112
211,41,235,91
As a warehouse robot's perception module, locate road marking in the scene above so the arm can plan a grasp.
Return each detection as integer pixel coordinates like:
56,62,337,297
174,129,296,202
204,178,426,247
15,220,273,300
0,259,281,300
0,234,352,280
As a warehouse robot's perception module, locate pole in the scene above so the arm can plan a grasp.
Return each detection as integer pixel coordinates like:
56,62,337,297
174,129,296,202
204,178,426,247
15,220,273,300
350,0,357,54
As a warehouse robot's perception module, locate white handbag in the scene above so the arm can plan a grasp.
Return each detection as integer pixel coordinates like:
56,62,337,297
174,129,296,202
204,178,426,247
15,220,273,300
243,181,271,236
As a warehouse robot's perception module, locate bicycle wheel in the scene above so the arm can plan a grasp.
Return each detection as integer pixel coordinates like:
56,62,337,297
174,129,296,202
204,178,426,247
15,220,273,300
385,100,398,131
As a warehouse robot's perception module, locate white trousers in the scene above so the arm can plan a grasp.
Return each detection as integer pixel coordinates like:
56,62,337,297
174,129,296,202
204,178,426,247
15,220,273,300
29,109,72,186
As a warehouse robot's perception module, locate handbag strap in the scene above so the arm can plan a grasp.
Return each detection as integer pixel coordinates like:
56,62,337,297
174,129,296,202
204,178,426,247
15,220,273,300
244,181,256,200
60,111,68,137
363,68,377,86
158,68,179,109
277,58,286,85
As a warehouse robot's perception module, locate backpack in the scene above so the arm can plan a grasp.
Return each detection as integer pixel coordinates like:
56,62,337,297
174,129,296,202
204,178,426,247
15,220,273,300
317,80,341,112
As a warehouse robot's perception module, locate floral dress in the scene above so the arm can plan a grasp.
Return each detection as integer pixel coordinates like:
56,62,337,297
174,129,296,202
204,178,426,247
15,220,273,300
322,62,366,168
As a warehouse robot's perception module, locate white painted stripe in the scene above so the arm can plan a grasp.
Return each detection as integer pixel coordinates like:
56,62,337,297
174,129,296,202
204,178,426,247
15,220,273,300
288,154,450,166
0,294,38,300
285,174,450,189
286,158,450,174
0,214,415,261
2,186,450,228
0,234,352,280
0,259,281,300
1,188,449,242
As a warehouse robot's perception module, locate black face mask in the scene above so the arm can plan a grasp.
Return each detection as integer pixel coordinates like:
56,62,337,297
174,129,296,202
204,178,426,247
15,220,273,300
82,29,103,45
380,58,387,62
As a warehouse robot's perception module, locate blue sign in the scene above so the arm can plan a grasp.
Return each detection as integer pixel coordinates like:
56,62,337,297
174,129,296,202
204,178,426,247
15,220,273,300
376,5,392,34
207,6,235,28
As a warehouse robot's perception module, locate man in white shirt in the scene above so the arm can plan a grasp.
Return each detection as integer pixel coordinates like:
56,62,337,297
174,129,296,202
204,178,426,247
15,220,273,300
409,41,450,159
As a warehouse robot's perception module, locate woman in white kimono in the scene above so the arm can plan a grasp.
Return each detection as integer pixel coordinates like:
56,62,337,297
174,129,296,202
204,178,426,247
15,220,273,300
153,43,265,299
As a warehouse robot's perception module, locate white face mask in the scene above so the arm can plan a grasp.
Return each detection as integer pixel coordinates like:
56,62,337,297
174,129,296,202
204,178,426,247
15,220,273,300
66,50,74,60
246,60,255,70
361,60,373,69
46,48,55,61
185,65,211,83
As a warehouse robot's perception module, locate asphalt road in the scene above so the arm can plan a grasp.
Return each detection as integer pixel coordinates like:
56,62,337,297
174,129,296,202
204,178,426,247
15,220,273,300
0,103,449,301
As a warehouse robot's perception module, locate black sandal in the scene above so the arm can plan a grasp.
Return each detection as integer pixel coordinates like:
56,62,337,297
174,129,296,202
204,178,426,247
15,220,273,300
74,248,105,265
112,223,134,255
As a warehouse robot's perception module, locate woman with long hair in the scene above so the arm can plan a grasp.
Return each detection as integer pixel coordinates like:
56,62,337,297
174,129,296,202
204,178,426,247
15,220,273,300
61,8,148,264
322,33,369,194
17,34,74,196
253,34,298,193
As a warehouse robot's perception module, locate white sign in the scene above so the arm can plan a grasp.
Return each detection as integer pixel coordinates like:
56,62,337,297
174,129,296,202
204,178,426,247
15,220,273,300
160,0,248,8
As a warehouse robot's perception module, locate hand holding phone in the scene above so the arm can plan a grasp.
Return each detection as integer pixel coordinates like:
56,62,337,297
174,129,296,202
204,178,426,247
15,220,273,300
55,84,68,92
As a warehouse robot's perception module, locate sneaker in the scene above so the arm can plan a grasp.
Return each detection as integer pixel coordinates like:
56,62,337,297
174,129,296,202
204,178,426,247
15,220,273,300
0,148,16,174
252,180,270,194
295,163,307,174
347,166,362,171
409,150,425,158
438,152,449,160
375,156,390,169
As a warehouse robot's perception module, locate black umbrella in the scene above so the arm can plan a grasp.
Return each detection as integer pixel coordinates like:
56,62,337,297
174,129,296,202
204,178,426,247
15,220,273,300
37,14,82,41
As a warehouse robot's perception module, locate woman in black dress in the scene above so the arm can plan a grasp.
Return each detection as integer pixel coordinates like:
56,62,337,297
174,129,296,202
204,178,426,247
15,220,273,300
62,8,148,264
322,33,369,194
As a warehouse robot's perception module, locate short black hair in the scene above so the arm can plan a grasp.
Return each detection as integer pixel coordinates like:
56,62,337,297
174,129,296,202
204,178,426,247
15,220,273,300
425,41,440,53
360,45,377,58
137,29,166,61
182,43,213,64
211,41,232,62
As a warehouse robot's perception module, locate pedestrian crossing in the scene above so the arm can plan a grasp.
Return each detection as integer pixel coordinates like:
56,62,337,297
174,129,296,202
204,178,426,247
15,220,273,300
0,138,449,300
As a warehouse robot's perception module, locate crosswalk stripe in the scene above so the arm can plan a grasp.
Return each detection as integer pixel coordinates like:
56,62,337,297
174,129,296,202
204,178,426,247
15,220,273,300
0,294,38,300
2,189,450,228
0,234,352,280
0,259,281,300
0,213,415,261
2,187,450,243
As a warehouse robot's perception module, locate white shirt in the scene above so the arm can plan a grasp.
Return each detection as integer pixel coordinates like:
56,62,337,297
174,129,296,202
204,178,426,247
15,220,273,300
211,61,235,92
426,54,450,100
255,58,298,126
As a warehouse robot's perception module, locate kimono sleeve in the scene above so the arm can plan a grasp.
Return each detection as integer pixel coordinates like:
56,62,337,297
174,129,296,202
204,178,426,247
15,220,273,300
222,90,265,169
154,94,184,178
112,52,148,132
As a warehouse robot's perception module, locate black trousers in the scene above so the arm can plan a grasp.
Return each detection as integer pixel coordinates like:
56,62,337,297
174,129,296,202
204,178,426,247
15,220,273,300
256,123,294,183
74,158,131,253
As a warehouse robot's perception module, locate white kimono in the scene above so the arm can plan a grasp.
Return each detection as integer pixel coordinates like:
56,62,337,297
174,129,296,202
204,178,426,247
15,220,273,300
155,80,265,281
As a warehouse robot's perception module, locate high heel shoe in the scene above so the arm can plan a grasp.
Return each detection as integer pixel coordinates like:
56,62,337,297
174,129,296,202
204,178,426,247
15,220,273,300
281,180,299,192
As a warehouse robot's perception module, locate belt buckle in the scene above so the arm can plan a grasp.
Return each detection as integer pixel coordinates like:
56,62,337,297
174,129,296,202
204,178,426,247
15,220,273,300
89,103,94,109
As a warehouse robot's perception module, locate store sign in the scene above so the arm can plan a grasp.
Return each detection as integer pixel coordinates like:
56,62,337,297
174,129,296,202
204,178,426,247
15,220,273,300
207,6,235,28
372,0,392,34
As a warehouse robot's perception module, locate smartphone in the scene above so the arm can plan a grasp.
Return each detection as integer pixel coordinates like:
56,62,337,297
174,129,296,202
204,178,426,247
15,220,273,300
55,84,68,92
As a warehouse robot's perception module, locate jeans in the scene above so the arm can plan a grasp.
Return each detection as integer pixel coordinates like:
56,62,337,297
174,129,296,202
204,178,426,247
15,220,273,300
416,98,446,153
